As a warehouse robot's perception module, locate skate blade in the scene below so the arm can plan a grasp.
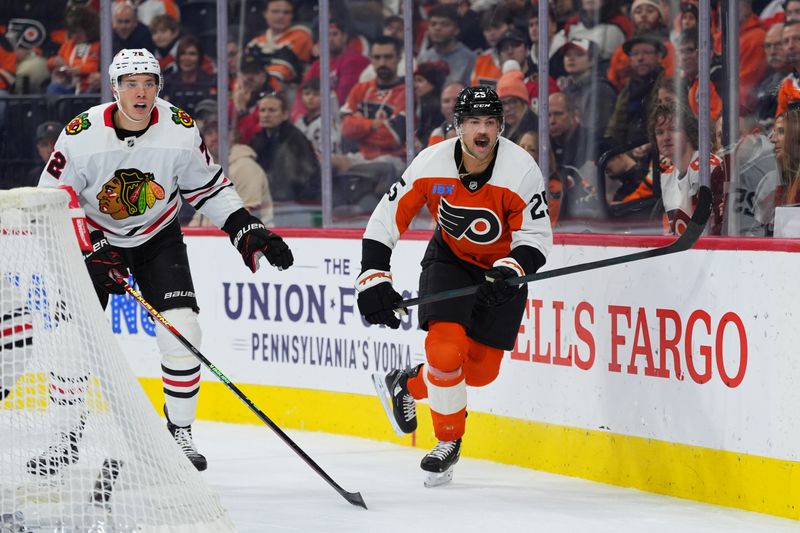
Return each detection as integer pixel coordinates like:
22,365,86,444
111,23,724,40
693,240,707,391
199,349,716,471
371,373,407,437
424,467,454,488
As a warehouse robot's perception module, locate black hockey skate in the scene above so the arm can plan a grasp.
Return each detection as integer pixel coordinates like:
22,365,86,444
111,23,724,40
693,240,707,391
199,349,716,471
372,365,421,436
167,421,207,471
421,438,461,487
27,415,86,476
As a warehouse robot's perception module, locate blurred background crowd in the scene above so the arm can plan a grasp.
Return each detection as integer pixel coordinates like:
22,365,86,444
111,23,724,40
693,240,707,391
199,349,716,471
1,0,799,236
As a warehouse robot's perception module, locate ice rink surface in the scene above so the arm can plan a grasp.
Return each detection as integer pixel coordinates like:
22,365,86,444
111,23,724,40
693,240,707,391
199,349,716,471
196,421,799,533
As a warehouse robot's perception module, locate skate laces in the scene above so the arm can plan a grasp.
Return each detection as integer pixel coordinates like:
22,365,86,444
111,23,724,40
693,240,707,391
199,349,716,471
427,440,458,460
172,426,198,455
402,393,416,422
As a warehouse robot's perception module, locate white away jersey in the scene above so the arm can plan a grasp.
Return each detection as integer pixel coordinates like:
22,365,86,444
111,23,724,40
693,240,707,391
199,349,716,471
660,151,722,235
364,137,553,270
38,98,242,247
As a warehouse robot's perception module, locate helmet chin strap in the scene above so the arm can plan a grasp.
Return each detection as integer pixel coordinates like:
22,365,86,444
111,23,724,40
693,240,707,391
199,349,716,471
112,88,156,125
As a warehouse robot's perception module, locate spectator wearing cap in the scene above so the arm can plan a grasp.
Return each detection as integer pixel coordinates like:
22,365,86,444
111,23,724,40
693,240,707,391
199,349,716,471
496,70,538,143
550,0,634,68
755,22,788,123
25,121,62,186
192,99,218,130
470,6,512,86
10,21,48,94
290,18,369,123
559,38,618,143
46,6,101,94
499,29,560,109
428,80,466,146
417,5,476,86
190,118,274,228
246,0,313,90
112,1,155,55
607,0,675,91
413,61,449,148
604,33,666,147
232,50,273,145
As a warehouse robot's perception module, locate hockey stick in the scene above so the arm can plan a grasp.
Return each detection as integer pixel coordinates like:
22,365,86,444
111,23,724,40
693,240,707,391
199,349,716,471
116,279,368,510
396,186,712,310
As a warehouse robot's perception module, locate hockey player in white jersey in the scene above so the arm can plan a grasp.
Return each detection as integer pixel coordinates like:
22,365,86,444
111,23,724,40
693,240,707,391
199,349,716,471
37,49,294,472
361,86,552,486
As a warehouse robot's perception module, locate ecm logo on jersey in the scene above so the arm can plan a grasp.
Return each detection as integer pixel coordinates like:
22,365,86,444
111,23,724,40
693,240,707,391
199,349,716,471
438,198,502,244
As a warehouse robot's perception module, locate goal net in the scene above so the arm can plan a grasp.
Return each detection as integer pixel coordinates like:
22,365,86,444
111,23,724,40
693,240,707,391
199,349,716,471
0,188,235,532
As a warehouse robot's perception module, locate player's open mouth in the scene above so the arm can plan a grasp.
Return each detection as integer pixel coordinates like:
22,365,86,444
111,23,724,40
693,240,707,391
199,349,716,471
133,103,148,111
474,138,489,148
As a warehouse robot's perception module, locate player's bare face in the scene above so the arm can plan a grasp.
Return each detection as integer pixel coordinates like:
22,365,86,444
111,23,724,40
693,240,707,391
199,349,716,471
265,0,293,34
772,116,786,158
115,74,158,127
654,115,675,158
461,116,501,160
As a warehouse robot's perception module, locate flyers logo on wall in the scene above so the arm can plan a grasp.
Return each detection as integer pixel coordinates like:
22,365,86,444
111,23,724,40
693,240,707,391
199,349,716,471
65,113,91,135
97,169,165,219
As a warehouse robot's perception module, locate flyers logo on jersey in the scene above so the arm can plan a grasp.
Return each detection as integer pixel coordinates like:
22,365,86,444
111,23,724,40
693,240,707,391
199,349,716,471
438,198,501,244
97,169,165,220
170,106,194,128
65,113,91,135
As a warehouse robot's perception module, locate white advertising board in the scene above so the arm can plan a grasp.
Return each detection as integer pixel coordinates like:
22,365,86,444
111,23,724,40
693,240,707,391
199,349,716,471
112,235,800,462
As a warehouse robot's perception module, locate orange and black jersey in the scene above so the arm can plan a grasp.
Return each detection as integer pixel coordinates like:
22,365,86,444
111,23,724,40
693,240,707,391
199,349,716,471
362,137,552,275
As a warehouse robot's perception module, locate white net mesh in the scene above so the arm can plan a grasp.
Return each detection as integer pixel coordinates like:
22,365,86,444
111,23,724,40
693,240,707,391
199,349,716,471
0,188,235,532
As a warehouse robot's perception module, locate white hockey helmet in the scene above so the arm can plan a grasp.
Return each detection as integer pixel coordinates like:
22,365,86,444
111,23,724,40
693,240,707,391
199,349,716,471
109,48,163,94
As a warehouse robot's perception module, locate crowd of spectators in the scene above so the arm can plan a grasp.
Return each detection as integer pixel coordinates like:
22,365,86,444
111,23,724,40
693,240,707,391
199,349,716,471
2,0,800,236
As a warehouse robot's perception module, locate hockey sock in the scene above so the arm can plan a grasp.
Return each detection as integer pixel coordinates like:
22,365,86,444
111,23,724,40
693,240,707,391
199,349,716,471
157,308,202,427
424,322,469,441
464,340,504,387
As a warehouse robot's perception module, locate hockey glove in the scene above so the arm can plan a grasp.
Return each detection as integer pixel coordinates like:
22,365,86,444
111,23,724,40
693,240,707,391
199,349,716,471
475,258,524,307
85,231,128,295
355,269,403,329
223,208,293,272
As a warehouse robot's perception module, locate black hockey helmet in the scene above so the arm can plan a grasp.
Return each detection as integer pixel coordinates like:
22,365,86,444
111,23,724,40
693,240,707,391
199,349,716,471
453,86,504,125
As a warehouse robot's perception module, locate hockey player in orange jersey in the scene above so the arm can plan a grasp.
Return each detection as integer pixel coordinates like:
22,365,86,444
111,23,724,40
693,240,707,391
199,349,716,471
358,87,553,486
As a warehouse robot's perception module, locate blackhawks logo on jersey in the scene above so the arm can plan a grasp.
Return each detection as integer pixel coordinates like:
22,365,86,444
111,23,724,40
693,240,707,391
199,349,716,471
65,113,91,135
96,169,165,220
170,106,194,128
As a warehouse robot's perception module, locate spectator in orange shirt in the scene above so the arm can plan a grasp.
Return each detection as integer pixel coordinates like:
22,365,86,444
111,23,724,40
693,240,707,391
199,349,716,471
607,0,675,91
246,0,313,90
470,6,512,86
0,34,16,130
678,29,724,121
776,20,800,115
338,36,407,177
737,0,768,113
129,0,180,27
46,6,100,94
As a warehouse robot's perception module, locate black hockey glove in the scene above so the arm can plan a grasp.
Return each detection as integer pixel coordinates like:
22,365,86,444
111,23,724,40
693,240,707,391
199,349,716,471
85,231,128,295
222,208,293,272
475,258,524,307
355,269,403,329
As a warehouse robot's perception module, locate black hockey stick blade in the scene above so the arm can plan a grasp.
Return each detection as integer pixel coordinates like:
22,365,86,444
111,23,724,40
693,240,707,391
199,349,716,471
116,278,368,509
396,186,712,310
